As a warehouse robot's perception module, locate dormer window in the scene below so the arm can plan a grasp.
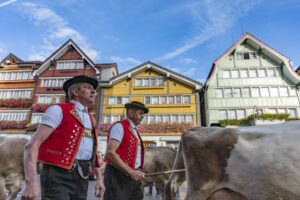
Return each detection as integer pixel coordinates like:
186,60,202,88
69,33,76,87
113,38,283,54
236,52,257,60
56,61,84,69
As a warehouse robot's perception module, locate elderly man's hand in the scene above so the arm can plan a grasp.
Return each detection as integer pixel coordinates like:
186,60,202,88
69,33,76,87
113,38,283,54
95,179,106,197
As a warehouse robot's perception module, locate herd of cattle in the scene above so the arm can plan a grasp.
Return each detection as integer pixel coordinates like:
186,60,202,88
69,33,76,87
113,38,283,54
1,120,300,200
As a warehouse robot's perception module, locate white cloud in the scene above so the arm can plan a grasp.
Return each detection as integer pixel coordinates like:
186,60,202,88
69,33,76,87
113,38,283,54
0,0,17,8
180,58,197,64
109,56,142,72
183,67,196,77
28,54,46,61
20,3,100,61
0,42,7,57
196,78,206,84
169,67,181,73
157,0,262,60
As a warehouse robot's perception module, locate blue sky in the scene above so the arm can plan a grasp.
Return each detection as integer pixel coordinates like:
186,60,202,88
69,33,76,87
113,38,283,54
0,0,299,83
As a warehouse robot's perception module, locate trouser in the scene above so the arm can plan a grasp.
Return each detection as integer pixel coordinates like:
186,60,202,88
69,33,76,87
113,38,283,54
40,160,90,200
103,164,144,200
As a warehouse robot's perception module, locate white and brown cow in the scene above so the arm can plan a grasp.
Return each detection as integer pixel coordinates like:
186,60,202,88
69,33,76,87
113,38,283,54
141,146,185,198
170,121,300,200
0,134,30,200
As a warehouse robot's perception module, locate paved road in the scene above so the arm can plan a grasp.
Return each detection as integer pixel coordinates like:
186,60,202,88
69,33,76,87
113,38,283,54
13,181,187,200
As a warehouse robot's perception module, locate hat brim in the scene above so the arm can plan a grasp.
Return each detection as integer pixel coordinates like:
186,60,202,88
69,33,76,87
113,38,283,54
125,103,149,114
63,76,98,93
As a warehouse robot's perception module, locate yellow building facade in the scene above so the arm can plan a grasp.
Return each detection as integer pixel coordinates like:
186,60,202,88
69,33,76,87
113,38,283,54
98,61,202,147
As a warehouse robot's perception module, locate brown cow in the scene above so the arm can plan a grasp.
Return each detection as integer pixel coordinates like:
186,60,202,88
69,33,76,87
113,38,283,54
141,146,185,199
176,121,300,200
0,134,30,200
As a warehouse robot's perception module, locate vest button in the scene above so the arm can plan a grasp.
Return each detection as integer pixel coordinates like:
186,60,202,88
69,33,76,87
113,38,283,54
61,160,65,163
63,154,67,157
66,148,69,151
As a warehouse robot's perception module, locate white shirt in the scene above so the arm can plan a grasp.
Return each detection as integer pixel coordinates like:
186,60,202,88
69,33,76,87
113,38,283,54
109,119,142,169
40,100,94,160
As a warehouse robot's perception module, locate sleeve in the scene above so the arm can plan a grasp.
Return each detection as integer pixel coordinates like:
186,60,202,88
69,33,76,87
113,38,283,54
109,122,124,142
40,105,63,129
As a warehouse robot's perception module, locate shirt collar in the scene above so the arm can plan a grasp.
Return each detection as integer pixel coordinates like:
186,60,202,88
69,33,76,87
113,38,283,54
71,100,88,112
127,119,136,130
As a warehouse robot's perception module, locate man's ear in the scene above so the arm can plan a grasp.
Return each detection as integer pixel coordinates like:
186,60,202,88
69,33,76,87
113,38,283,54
71,88,79,97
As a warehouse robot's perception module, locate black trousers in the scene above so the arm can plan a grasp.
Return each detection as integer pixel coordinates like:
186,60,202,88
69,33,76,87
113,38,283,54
40,161,90,200
104,165,143,200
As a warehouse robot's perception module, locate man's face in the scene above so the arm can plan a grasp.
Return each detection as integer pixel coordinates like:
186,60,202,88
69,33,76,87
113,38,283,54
72,83,96,106
129,109,144,126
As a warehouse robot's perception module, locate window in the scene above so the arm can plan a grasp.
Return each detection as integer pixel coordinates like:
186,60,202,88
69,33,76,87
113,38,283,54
270,87,279,97
160,96,166,104
251,88,260,97
249,52,257,59
267,69,275,77
288,109,296,118
0,90,32,99
0,112,27,121
168,96,174,104
152,96,159,104
183,96,190,104
156,115,163,122
31,114,43,123
143,79,149,86
215,89,223,98
224,89,232,98
37,95,61,104
243,53,250,59
231,70,239,78
171,115,178,123
232,88,241,98
108,96,130,105
236,53,243,60
236,52,257,60
57,61,84,69
258,69,266,77
260,87,269,97
163,115,170,122
227,110,236,119
219,110,227,120
237,110,246,119
135,79,142,86
240,69,248,78
135,77,164,87
175,96,182,104
289,87,296,96
186,115,193,123
145,97,150,104
41,78,68,87
249,69,257,77
222,70,230,78
279,87,288,97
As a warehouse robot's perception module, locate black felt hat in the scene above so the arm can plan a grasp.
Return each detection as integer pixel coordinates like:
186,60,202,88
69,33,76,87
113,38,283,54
63,75,98,93
125,101,149,114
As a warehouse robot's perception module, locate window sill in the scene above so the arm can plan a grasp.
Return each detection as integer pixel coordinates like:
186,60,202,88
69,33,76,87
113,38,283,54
133,86,164,90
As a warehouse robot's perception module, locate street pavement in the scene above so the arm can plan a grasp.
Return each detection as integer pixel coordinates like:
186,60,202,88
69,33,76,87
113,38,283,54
13,180,187,200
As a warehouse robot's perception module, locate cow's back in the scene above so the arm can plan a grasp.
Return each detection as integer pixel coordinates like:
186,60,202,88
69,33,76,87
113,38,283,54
0,134,30,176
182,121,300,200
224,121,300,199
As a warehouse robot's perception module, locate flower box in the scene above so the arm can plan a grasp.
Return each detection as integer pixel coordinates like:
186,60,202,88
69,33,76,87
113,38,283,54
0,98,32,108
0,120,29,130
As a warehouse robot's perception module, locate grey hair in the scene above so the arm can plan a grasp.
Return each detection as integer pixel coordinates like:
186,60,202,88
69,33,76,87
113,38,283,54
67,82,84,100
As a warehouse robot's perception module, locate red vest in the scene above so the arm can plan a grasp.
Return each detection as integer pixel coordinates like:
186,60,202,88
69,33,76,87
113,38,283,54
106,119,144,169
38,103,100,170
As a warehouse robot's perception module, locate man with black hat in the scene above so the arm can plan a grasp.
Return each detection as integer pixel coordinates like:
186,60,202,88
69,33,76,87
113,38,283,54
104,101,149,200
22,75,105,200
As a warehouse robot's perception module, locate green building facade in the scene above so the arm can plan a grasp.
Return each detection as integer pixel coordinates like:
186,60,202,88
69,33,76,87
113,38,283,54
202,32,300,126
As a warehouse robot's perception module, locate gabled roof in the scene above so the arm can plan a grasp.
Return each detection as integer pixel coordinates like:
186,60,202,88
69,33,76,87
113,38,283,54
95,63,118,74
101,61,202,90
0,53,24,65
32,39,100,76
206,32,300,85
